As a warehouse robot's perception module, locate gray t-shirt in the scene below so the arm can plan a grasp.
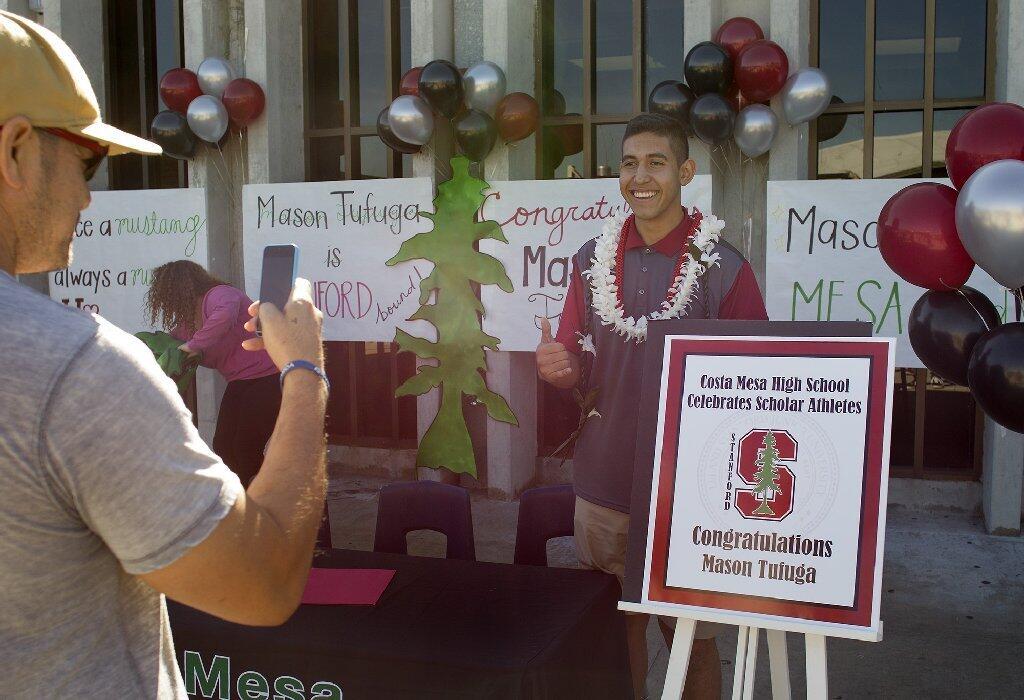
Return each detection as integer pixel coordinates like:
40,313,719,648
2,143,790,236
0,271,243,698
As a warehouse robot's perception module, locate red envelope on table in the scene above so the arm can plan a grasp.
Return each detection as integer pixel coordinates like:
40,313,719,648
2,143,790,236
301,568,396,605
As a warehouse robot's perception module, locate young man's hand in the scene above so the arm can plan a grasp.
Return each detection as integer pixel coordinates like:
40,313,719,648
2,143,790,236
536,317,579,388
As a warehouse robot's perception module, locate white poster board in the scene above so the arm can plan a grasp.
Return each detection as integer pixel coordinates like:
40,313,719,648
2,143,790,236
48,188,209,333
766,179,1009,367
242,179,434,342
479,176,712,351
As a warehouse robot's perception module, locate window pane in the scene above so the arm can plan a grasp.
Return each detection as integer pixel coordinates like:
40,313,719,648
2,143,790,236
873,111,922,178
358,343,397,439
400,0,412,72
543,0,583,116
324,342,353,439
541,124,585,178
643,0,684,101
154,0,180,111
874,0,925,102
932,108,970,177
358,0,388,126
935,0,987,100
890,369,916,469
595,0,633,114
595,123,626,177
818,0,865,103
817,112,864,179
309,136,346,181
359,136,389,178
308,0,344,129
923,377,977,472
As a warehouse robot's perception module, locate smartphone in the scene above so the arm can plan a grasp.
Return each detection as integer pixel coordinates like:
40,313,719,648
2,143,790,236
257,244,299,336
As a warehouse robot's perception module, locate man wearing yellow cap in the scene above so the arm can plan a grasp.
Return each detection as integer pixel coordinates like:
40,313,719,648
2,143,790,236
0,12,330,698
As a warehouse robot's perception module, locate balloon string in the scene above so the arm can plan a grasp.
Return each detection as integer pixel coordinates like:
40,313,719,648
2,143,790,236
947,281,995,332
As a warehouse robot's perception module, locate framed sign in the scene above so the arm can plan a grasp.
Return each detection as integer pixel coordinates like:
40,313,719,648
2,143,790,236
623,320,892,642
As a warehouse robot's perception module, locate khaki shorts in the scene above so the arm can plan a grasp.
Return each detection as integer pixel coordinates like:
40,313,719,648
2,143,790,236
574,496,723,639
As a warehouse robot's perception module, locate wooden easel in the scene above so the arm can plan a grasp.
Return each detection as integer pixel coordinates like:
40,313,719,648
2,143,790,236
657,620,822,700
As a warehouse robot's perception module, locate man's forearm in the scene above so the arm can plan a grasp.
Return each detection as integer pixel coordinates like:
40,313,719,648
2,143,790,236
246,371,328,596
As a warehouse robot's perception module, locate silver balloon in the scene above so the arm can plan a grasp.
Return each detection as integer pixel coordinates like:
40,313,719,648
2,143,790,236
197,56,235,97
780,68,831,125
955,159,1024,289
733,104,778,158
388,95,435,146
186,95,229,143
463,61,507,114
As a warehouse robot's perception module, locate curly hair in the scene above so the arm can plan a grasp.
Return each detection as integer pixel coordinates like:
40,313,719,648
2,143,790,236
145,260,227,331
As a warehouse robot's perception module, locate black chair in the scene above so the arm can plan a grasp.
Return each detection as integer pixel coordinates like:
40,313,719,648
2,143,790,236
513,484,575,566
373,481,476,560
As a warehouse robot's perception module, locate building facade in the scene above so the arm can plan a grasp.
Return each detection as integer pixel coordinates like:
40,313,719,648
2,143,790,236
6,0,1021,534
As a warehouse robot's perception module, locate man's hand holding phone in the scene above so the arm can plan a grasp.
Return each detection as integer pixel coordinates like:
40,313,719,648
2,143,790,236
242,278,324,370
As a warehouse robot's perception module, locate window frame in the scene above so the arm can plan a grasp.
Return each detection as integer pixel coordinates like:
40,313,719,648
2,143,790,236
811,0,996,480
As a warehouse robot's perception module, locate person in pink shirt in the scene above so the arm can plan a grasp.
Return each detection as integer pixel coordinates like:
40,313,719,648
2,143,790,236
146,260,280,486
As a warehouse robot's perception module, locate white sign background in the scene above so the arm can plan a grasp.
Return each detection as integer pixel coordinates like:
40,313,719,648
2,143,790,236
243,179,433,342
664,352,871,607
766,179,1008,367
479,176,712,351
48,188,209,334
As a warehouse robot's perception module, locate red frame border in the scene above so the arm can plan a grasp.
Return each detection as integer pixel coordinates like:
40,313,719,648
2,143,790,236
646,338,890,628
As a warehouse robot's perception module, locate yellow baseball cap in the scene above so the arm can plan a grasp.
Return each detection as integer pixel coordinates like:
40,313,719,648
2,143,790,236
0,10,161,156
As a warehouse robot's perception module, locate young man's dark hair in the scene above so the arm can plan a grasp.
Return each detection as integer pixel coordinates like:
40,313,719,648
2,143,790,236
622,112,690,164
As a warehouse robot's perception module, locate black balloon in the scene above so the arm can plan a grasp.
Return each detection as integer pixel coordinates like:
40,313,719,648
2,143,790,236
690,93,735,145
968,322,1024,433
684,41,733,95
150,110,196,160
647,80,696,131
455,109,497,162
816,96,847,142
418,59,463,119
376,107,420,154
909,287,1001,386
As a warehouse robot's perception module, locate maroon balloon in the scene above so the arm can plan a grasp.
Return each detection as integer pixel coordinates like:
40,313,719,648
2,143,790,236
495,92,539,144
945,102,1024,190
222,78,266,129
714,17,764,62
877,182,975,290
734,40,789,103
159,68,203,114
399,67,422,97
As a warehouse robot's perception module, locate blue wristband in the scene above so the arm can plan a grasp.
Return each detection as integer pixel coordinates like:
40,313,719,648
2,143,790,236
280,360,330,394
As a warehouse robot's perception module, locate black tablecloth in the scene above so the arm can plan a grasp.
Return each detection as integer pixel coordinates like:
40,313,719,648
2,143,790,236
169,549,632,699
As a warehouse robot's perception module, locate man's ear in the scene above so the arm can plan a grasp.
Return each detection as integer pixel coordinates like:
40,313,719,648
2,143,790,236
678,157,696,187
0,117,36,191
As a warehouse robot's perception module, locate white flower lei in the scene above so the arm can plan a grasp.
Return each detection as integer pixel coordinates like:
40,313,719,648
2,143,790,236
582,211,725,343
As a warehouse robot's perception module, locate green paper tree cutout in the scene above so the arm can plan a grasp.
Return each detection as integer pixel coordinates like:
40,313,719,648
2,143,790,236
752,431,781,516
386,156,518,476
135,331,200,393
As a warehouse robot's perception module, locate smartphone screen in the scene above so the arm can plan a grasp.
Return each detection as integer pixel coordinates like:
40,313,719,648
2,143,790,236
258,244,298,334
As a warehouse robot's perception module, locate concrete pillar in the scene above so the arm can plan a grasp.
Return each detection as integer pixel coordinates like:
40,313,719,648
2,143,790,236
243,0,304,185
981,0,1024,534
42,0,109,191
478,0,539,498
183,0,245,443
683,0,718,180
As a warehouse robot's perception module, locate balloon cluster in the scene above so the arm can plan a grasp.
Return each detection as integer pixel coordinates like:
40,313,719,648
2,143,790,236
647,17,831,158
381,60,540,162
877,103,1024,433
151,57,266,160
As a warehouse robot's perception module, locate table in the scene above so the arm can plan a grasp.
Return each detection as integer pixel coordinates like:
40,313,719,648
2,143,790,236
169,549,632,699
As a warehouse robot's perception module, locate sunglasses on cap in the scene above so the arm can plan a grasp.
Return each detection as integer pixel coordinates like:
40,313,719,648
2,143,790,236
41,128,109,181
0,125,109,182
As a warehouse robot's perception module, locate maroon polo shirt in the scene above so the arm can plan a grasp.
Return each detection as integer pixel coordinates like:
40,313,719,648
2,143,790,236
555,210,768,512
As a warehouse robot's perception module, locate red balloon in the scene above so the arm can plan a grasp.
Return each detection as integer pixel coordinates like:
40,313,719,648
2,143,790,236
495,93,539,144
159,68,202,114
222,78,266,129
735,40,789,103
715,17,764,62
552,114,583,157
399,67,422,96
878,182,975,290
945,102,1024,190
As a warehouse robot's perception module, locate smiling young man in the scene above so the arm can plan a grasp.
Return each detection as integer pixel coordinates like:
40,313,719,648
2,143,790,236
536,113,767,699
0,12,328,698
